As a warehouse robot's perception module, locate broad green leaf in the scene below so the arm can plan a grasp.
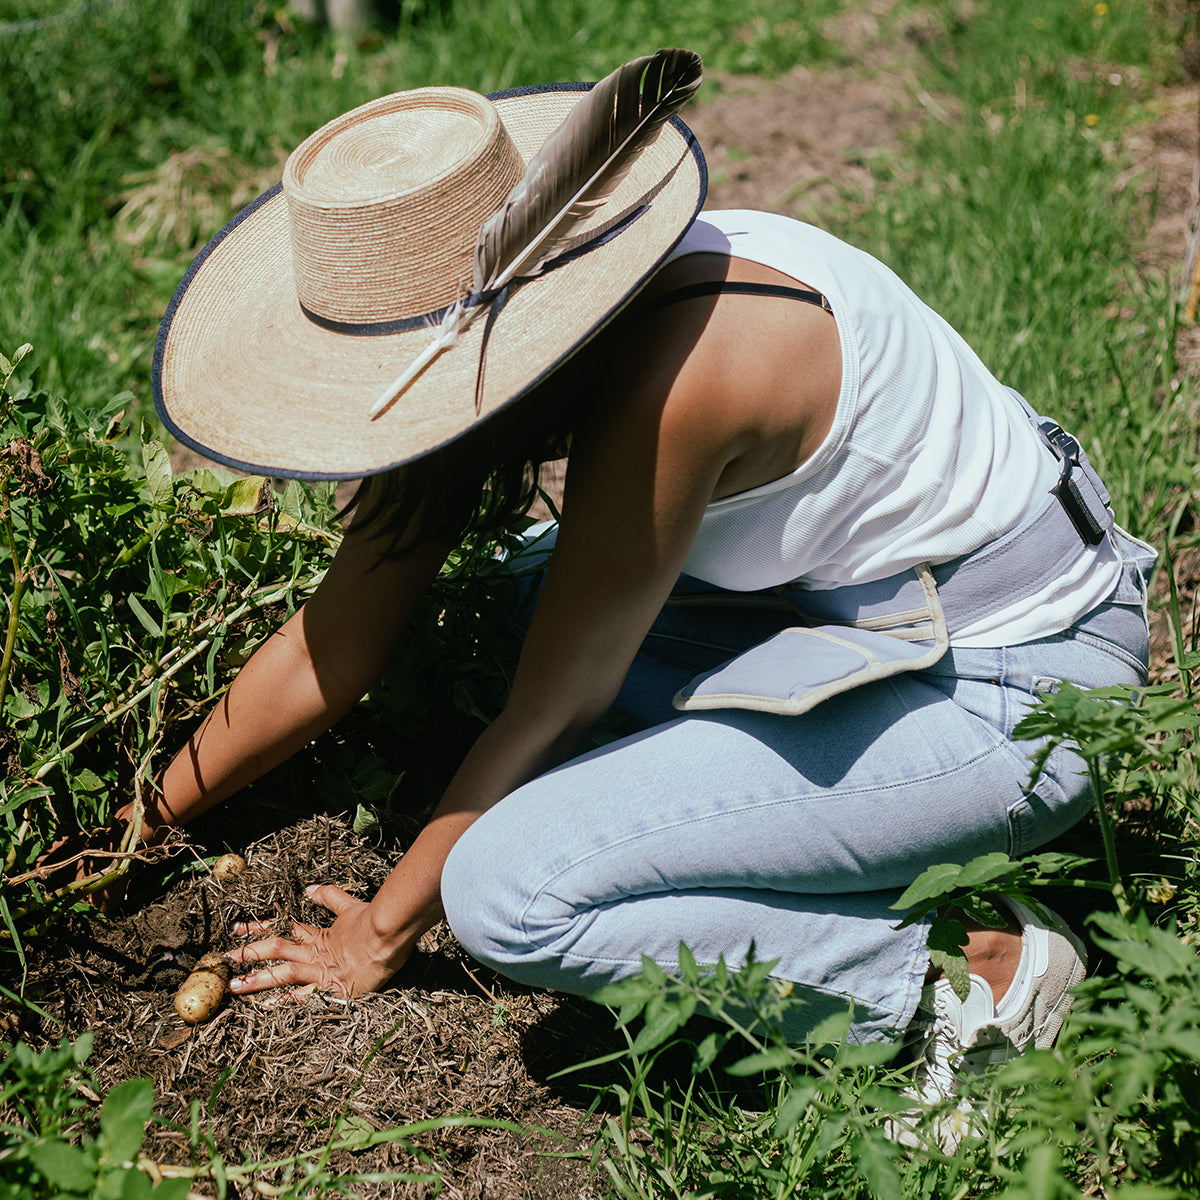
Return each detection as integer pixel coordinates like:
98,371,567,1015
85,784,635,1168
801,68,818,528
153,1180,193,1200
140,429,173,511
5,690,45,721
72,768,106,795
677,942,699,984
99,1077,154,1164
851,1130,902,1198
27,1140,96,1192
629,999,688,1055
773,1080,818,1134
352,804,380,837
892,862,965,910
97,1166,154,1200
928,949,970,1002
189,467,237,497
280,480,303,521
334,1112,376,1148
809,1009,853,1049
220,476,271,517
953,851,1015,888
692,1030,729,1073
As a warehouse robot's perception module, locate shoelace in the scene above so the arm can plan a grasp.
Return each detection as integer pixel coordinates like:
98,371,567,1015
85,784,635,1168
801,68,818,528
917,1005,965,1099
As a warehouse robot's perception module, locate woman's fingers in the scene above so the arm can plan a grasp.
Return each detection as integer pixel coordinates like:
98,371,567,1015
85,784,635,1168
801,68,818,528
231,918,274,937
226,932,333,994
229,959,303,995
223,887,376,1000
304,882,362,917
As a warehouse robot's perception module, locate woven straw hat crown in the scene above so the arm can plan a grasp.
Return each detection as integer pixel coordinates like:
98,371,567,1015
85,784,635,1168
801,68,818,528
284,87,525,326
154,59,706,480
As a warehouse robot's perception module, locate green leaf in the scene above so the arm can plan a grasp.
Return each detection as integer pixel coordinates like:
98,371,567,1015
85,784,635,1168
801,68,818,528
773,1080,818,1134
27,1140,97,1192
677,942,699,984
850,1130,902,1198
280,480,303,522
351,804,380,837
72,768,106,796
97,1166,154,1200
5,689,45,721
891,862,965,910
692,1030,729,1073
153,1180,193,1200
928,948,970,1002
220,476,271,517
953,851,1015,888
99,1077,154,1165
809,1010,853,1049
724,1047,796,1076
628,998,689,1055
126,594,162,638
334,1112,377,1148
140,429,173,511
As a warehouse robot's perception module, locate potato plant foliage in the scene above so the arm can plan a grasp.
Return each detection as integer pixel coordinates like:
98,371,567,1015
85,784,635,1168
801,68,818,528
0,344,522,938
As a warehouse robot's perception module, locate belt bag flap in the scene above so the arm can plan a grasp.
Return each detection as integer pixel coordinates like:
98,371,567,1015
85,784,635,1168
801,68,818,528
673,564,950,716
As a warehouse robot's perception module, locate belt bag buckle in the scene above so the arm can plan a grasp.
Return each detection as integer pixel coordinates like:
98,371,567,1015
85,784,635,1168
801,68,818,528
1040,421,1112,546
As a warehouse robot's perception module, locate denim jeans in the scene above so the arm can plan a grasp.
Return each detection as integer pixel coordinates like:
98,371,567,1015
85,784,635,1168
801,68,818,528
441,527,1155,1043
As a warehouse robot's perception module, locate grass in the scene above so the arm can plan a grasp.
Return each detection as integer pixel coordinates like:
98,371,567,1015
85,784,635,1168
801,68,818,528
3,0,1200,1195
820,0,1192,538
0,0,839,407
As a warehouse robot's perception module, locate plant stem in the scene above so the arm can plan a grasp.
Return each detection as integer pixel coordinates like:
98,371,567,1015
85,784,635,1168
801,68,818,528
1088,755,1129,916
30,577,308,782
0,507,34,721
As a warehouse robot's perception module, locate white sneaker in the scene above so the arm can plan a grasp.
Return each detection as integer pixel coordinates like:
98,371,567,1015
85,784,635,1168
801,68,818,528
886,898,1087,1152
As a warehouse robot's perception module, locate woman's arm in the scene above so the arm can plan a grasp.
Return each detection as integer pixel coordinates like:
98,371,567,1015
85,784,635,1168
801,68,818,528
227,257,840,1000
138,514,449,833
226,294,761,998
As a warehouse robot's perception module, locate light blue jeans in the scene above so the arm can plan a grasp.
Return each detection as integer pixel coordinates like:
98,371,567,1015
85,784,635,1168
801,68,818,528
441,529,1154,1042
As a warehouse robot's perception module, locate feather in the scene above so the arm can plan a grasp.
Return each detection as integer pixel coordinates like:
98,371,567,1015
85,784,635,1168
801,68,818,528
471,47,703,293
369,48,702,420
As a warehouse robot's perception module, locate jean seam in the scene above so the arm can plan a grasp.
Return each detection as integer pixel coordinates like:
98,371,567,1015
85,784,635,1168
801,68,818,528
1063,626,1148,677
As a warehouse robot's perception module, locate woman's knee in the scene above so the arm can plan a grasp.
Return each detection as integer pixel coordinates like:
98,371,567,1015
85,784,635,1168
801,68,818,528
441,810,565,983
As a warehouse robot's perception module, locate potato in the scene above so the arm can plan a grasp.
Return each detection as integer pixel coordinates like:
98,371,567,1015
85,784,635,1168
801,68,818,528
211,852,246,878
174,952,232,1024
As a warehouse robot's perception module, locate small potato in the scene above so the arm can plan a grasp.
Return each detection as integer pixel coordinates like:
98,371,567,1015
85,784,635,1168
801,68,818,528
211,852,246,878
174,952,231,1024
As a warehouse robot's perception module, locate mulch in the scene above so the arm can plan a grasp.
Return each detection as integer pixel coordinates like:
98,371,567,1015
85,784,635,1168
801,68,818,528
8,810,626,1198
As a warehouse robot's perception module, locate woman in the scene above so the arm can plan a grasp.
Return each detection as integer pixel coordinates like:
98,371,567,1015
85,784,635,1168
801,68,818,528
148,51,1154,1109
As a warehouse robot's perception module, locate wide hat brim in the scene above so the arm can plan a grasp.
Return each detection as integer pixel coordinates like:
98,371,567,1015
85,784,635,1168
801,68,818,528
153,81,707,481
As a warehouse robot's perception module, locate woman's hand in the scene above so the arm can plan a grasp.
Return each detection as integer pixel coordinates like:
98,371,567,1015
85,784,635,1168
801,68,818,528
227,884,412,1001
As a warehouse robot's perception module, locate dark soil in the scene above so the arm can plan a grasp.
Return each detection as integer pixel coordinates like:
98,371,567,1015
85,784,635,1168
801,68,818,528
6,9,1199,1197
17,813,620,1198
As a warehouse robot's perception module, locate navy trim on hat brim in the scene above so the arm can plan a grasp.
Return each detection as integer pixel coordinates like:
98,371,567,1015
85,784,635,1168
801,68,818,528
152,81,707,482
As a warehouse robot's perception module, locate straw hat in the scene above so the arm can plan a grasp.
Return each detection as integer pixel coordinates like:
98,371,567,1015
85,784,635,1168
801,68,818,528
154,56,707,480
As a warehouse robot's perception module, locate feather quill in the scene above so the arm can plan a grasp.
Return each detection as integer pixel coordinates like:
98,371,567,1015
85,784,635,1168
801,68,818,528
369,48,703,419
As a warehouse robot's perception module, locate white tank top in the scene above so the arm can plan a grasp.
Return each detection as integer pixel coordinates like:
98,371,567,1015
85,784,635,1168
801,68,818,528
669,211,1120,647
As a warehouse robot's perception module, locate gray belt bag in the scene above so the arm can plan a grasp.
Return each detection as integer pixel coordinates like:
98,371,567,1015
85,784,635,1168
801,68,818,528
673,392,1121,717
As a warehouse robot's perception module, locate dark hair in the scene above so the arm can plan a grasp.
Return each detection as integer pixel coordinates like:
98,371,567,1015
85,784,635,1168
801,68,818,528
343,376,579,554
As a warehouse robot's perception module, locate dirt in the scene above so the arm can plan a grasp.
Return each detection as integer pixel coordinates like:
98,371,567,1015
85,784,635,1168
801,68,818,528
5,10,1199,1198
10,811,623,1198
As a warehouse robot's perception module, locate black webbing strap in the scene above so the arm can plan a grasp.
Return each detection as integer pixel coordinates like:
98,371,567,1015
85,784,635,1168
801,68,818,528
645,279,832,314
